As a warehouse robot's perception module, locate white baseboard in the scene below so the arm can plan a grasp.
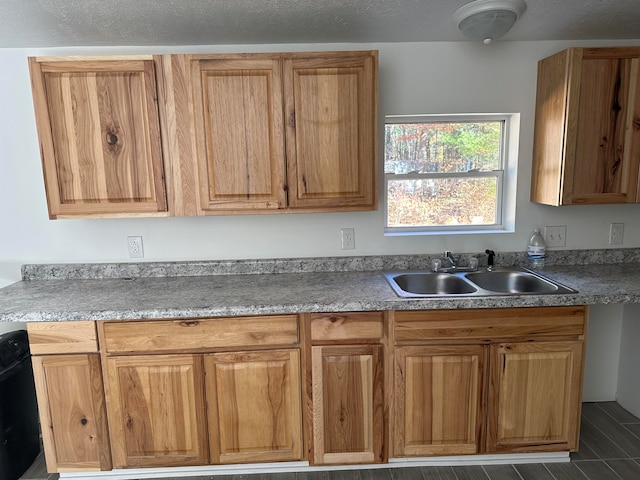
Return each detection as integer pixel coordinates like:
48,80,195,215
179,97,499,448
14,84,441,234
59,452,570,479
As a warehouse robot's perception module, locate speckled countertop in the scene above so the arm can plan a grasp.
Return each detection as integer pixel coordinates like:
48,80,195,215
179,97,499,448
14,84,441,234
2,250,640,322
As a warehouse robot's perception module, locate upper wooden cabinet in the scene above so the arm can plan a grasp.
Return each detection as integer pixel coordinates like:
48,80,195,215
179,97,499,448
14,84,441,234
531,47,640,205
29,57,168,218
189,51,378,214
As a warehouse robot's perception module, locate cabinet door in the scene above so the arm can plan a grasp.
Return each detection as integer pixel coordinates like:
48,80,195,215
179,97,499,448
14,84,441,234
311,345,384,465
487,341,584,453
205,349,302,464
284,52,377,210
31,354,111,472
394,345,486,457
104,354,208,468
190,56,287,211
29,57,167,218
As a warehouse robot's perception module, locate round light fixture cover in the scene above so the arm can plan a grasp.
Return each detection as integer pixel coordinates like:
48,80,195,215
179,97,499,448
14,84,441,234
453,0,527,44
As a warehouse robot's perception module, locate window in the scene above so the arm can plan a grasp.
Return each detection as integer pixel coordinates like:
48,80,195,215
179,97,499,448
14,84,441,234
384,114,517,235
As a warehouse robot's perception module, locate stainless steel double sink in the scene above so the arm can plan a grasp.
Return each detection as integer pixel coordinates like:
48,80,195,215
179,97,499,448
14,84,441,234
384,267,577,298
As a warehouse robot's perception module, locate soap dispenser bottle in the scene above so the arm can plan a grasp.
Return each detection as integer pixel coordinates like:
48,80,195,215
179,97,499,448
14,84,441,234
527,228,546,268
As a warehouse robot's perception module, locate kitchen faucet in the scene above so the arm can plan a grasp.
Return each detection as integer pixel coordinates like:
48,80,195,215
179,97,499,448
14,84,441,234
444,251,457,268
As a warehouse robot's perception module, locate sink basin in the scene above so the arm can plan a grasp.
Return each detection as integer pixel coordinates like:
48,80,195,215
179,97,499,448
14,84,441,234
389,273,477,296
384,267,576,298
465,271,560,294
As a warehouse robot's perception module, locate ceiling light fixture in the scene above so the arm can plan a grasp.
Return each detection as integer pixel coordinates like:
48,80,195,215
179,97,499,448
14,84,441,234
453,0,527,44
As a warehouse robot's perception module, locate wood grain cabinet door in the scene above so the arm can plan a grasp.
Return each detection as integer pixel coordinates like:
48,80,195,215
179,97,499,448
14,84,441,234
29,57,168,218
205,349,303,464
283,52,378,210
531,47,640,205
393,345,487,457
311,345,384,465
487,341,584,453
189,56,287,211
104,354,208,468
31,354,111,472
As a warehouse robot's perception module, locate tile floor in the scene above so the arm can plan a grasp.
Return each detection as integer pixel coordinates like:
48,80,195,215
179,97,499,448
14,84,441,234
21,402,640,480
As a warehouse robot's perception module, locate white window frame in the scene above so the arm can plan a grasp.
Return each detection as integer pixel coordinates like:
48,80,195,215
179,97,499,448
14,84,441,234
384,113,518,236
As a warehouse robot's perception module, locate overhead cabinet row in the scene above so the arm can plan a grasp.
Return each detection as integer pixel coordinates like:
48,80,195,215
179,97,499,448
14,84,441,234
29,51,378,218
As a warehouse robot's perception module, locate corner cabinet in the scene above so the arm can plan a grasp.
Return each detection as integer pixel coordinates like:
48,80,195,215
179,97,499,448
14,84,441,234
531,47,640,205
392,306,586,457
189,51,378,214
29,57,168,218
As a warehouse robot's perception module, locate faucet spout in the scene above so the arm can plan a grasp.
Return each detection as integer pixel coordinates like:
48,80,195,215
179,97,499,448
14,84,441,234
444,251,457,268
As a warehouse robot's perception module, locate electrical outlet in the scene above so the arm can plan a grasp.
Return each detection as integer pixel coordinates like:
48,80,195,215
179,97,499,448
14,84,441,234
609,223,624,245
544,225,567,247
127,236,144,258
340,228,355,250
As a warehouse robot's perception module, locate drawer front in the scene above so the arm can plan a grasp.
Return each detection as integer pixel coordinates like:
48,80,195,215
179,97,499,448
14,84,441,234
394,306,586,342
310,312,383,342
27,321,98,354
102,315,299,354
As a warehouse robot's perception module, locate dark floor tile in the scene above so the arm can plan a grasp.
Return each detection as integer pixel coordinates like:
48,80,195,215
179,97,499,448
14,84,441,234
419,466,456,480
514,463,554,480
582,403,640,457
606,459,640,480
580,416,630,459
623,423,640,441
481,465,521,480
574,460,621,479
329,469,363,480
571,440,600,461
596,402,640,424
390,467,425,479
360,469,394,480
544,462,589,480
420,467,457,480
451,465,489,480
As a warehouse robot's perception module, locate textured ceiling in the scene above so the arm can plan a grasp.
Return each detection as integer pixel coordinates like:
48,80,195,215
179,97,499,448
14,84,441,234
0,0,639,48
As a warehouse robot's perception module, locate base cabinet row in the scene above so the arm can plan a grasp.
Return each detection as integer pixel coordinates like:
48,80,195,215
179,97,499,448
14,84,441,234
26,306,586,473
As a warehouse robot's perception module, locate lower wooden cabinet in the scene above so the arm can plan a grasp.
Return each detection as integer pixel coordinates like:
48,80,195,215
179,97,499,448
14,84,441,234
205,349,303,464
104,354,208,468
31,354,111,472
394,345,486,456
487,341,584,452
310,345,385,465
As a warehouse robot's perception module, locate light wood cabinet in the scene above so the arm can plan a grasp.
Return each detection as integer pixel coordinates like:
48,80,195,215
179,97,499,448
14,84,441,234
306,312,386,465
531,47,640,205
394,345,486,456
487,341,584,453
205,349,303,464
188,51,378,214
29,57,168,218
104,354,208,468
98,315,303,469
392,307,586,457
27,320,111,473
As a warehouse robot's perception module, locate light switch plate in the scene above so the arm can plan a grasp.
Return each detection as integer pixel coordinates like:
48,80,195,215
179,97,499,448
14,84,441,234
544,225,566,247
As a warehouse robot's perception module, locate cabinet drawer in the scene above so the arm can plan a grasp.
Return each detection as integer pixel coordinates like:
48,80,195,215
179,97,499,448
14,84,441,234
27,321,98,354
394,306,586,342
101,315,299,354
310,312,383,342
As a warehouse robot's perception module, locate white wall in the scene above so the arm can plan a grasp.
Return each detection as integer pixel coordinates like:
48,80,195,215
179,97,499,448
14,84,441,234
616,305,640,418
1,39,640,289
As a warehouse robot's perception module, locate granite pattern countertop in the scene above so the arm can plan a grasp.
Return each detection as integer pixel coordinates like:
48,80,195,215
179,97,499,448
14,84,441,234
2,253,640,322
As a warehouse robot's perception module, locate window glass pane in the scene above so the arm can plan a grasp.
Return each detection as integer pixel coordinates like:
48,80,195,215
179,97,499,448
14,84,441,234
387,177,498,227
385,121,502,174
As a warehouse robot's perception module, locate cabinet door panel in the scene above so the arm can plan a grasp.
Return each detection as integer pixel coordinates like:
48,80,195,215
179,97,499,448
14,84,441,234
311,345,384,465
205,349,302,464
190,57,286,211
394,345,486,457
487,341,584,452
32,354,111,472
105,355,208,467
29,58,167,217
284,53,377,210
